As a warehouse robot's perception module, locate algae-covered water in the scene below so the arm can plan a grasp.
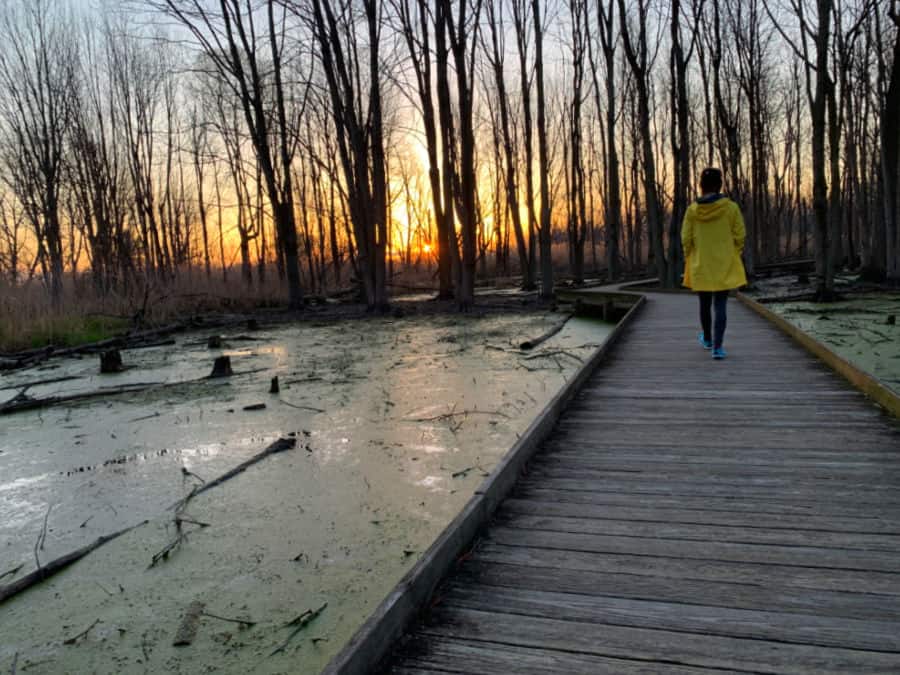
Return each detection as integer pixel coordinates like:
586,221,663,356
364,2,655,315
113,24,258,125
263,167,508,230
0,309,611,674
765,293,900,394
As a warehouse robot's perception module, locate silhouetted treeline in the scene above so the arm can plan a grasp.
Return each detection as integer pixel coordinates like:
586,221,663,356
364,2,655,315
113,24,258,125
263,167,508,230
0,0,896,308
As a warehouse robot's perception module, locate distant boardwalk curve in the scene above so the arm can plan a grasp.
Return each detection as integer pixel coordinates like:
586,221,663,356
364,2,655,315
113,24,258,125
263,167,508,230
382,291,900,675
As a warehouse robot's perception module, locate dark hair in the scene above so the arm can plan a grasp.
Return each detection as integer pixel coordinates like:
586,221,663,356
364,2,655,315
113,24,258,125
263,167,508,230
700,167,723,194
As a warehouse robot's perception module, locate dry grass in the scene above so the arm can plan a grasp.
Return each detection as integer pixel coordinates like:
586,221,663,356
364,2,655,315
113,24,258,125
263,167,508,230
0,271,288,353
0,245,614,353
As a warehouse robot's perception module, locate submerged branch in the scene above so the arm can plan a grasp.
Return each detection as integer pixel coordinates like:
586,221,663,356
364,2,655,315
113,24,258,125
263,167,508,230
269,602,328,657
172,437,297,513
408,409,511,422
63,618,101,645
0,521,148,605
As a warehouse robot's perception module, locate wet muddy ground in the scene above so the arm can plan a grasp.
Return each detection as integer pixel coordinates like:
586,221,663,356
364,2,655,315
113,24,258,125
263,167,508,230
0,307,611,674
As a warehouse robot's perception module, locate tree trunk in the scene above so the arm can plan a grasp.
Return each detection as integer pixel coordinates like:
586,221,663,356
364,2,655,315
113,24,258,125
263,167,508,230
533,0,554,298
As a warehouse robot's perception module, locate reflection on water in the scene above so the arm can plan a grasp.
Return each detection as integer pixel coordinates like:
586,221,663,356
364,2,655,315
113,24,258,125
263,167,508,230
0,473,46,493
415,475,445,491
0,310,613,674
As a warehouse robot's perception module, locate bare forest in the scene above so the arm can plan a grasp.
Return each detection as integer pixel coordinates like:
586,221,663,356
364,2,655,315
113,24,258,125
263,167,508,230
0,0,898,334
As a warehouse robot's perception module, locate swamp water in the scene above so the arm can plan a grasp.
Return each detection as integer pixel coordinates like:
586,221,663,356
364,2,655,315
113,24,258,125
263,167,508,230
765,293,900,394
0,310,611,674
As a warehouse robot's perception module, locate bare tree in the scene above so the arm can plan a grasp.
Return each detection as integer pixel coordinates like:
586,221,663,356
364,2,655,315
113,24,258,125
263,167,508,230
443,0,484,309
392,0,457,298
303,0,389,309
561,0,588,283
880,3,900,280
152,0,305,307
618,0,667,285
0,0,77,306
590,0,623,281
0,194,27,284
667,0,703,287
533,0,555,297
481,0,535,289
512,0,539,285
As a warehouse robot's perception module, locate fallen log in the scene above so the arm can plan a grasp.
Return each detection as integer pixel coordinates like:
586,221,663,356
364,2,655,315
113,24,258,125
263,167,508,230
173,600,206,646
519,313,574,350
0,382,186,416
0,375,81,392
0,521,147,605
0,367,267,416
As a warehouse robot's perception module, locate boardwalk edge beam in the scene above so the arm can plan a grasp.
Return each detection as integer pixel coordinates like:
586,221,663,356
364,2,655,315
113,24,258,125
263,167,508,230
321,293,646,675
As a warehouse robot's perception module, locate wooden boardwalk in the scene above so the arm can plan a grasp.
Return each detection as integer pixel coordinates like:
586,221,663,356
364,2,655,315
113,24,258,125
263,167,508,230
384,292,900,674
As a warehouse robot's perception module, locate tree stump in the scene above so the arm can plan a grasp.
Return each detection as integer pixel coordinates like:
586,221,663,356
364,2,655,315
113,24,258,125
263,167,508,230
209,356,233,378
100,349,125,374
207,335,223,349
269,376,280,394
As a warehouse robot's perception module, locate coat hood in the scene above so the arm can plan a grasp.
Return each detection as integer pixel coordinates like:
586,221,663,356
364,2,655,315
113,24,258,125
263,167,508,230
691,195,733,223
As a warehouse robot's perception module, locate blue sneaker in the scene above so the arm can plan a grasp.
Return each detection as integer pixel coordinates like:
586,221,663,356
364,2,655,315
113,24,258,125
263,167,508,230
712,347,727,360
698,332,713,350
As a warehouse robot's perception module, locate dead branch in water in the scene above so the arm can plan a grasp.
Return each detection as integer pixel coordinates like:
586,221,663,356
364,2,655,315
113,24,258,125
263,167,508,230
0,564,23,582
0,521,147,605
149,528,190,569
0,367,267,416
63,618,101,645
269,602,328,657
154,438,297,567
523,349,583,363
201,611,256,628
149,508,211,569
409,409,511,422
279,400,325,413
33,503,52,570
0,375,81,392
451,464,488,478
172,437,297,513
519,313,574,350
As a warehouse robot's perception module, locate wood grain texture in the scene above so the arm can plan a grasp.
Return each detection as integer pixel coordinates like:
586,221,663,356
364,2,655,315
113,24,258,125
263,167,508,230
382,292,900,674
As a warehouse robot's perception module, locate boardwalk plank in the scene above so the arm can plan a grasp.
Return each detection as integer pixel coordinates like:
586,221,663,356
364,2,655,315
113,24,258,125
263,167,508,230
531,455,900,475
486,526,900,571
491,511,900,551
419,607,900,674
390,635,735,675
440,583,900,651
516,476,900,503
500,497,900,534
455,560,900,621
514,486,900,520
475,541,900,595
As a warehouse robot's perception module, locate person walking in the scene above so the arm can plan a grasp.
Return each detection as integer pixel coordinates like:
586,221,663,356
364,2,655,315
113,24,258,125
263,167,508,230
681,168,747,360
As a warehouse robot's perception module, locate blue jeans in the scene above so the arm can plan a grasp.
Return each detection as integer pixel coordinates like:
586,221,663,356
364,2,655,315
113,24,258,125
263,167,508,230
698,291,728,349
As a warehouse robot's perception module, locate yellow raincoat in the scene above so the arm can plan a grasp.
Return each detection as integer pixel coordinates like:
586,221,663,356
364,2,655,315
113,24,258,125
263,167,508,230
681,195,747,291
